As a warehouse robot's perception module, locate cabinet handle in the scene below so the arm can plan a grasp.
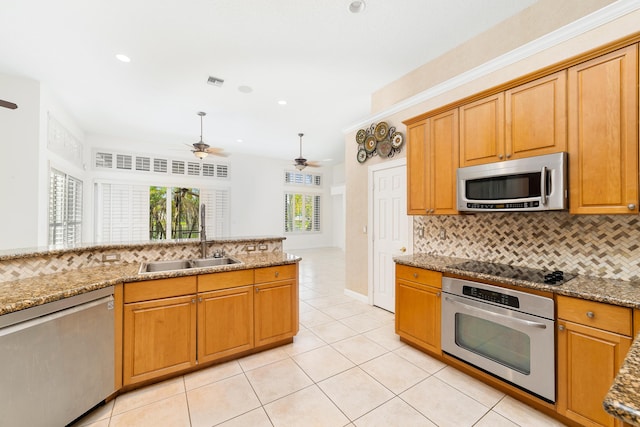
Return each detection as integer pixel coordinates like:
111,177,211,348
558,325,565,331
586,311,595,319
628,204,636,210
275,271,279,278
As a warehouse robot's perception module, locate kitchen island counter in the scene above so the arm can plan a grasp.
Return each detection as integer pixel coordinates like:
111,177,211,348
0,252,300,316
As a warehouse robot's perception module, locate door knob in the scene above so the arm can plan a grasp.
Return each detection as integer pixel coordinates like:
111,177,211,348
400,247,406,253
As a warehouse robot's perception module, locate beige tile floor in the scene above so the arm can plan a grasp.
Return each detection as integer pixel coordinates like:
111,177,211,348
74,247,566,427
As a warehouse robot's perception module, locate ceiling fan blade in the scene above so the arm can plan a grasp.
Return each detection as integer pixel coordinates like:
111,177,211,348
205,147,228,157
0,99,18,109
305,161,321,167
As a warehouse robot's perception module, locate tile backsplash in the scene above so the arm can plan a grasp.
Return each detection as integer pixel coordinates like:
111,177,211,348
414,212,640,281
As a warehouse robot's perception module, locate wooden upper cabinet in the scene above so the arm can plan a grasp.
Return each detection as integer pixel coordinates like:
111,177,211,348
407,120,429,214
568,45,639,214
459,93,505,166
406,109,459,215
506,70,567,159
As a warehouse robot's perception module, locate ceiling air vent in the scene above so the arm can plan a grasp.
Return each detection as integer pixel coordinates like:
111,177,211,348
207,76,224,87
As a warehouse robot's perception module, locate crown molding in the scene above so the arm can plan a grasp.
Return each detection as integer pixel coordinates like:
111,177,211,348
345,0,640,133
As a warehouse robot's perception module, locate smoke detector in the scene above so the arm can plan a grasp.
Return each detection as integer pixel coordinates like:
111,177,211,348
207,76,224,87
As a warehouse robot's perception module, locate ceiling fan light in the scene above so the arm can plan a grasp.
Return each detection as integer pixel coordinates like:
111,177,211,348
194,150,208,159
295,163,306,171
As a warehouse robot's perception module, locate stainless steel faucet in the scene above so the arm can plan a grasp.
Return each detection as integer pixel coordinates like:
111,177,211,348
200,203,207,258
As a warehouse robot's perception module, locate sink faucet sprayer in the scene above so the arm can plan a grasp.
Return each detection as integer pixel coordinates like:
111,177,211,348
200,204,207,258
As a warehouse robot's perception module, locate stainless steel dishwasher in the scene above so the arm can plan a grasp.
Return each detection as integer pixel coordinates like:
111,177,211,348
0,286,115,427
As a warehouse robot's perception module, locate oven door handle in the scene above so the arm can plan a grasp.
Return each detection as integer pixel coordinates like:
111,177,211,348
444,296,548,329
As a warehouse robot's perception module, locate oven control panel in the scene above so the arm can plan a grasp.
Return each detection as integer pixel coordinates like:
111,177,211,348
462,285,520,309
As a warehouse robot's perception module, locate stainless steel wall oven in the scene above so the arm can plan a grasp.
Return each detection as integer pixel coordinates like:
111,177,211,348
441,277,556,402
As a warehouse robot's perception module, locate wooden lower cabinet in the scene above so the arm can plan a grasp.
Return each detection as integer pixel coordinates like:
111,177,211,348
557,296,633,427
122,265,299,387
198,285,254,363
123,294,197,386
395,265,442,354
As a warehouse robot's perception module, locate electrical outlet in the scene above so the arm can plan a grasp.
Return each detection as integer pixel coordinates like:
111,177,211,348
439,228,447,240
246,245,256,252
102,253,120,262
258,244,268,251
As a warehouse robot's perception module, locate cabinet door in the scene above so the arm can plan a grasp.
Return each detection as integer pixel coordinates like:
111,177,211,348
430,109,459,214
568,45,639,214
506,70,567,159
254,279,297,347
460,93,505,166
198,286,254,363
395,278,441,354
557,320,632,427
123,295,197,386
406,120,429,214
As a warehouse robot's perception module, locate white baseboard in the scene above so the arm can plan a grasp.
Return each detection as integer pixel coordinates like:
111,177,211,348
344,288,369,304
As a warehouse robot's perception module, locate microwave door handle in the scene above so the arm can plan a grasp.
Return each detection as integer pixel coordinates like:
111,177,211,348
444,296,548,329
540,166,548,206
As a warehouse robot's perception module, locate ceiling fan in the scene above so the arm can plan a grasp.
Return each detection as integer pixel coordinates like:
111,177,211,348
0,99,18,110
293,133,319,170
188,112,226,159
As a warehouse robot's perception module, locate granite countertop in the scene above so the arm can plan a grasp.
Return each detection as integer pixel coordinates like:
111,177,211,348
0,252,300,316
394,253,640,426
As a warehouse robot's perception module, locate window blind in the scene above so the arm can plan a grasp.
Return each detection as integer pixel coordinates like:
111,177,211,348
49,168,83,245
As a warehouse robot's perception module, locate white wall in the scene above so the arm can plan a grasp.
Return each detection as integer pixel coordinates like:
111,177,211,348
0,74,40,250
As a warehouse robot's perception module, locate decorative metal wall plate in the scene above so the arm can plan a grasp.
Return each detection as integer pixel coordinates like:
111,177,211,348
355,122,403,164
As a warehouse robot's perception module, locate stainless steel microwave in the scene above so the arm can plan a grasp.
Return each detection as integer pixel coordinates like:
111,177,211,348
457,152,568,212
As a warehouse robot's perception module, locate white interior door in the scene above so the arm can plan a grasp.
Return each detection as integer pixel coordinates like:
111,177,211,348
372,163,410,312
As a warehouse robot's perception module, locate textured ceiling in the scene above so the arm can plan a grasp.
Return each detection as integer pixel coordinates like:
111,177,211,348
0,0,539,165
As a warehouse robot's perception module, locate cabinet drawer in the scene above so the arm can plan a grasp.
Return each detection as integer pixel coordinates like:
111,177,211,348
396,264,442,289
124,276,197,303
254,264,297,283
557,295,632,336
198,269,255,292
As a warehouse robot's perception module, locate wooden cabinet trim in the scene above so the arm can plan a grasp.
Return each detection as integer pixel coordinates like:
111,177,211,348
254,264,297,283
557,295,633,336
197,269,255,292
124,276,197,303
396,264,442,288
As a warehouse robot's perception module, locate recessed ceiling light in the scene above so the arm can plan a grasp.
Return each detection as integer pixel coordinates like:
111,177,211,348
349,0,366,13
236,139,243,143
278,100,287,105
115,54,131,63
238,85,253,94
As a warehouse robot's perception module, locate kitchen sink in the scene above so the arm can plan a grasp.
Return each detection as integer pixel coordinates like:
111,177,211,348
138,257,242,274
191,257,240,268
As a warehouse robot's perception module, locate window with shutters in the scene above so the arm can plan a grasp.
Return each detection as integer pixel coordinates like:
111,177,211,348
284,171,322,186
284,193,320,233
96,183,229,242
49,168,83,245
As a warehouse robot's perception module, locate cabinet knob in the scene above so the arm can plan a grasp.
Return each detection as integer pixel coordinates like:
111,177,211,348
586,311,595,319
498,154,504,160
436,292,441,297
275,271,279,278
628,204,636,210
191,298,196,304
413,273,418,279
558,325,565,331
255,287,260,293
429,209,434,214
198,297,203,303
506,154,512,159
